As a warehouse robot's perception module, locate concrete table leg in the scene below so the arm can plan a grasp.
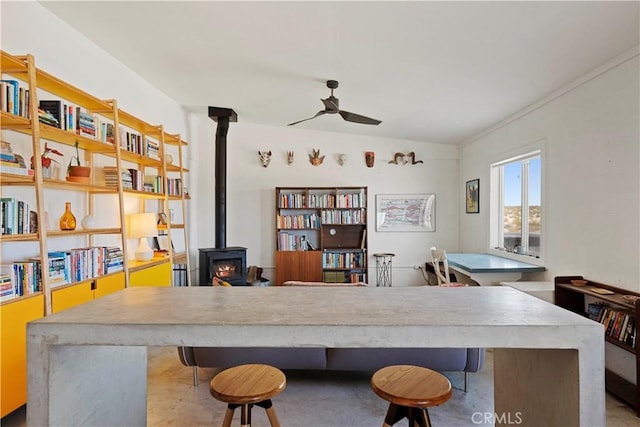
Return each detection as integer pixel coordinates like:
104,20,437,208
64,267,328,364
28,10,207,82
28,343,147,426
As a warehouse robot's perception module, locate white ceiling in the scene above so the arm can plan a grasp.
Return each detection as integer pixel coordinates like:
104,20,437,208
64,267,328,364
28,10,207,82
41,1,639,145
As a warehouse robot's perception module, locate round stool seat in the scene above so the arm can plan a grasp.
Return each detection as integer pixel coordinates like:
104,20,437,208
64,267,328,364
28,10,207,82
210,364,286,427
210,364,286,404
371,365,452,427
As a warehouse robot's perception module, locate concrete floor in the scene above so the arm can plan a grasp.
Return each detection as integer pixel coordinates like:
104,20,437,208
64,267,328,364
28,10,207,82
3,347,638,426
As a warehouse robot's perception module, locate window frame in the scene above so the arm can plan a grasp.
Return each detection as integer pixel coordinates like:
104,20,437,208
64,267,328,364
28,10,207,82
488,143,545,266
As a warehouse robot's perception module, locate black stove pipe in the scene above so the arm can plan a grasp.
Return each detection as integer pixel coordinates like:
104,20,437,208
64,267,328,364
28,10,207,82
208,107,237,249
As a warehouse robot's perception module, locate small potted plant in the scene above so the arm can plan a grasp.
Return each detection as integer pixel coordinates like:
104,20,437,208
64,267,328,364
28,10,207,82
30,143,63,178
66,140,91,183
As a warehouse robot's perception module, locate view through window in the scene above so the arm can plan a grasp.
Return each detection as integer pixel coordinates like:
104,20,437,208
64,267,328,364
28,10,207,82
490,151,542,259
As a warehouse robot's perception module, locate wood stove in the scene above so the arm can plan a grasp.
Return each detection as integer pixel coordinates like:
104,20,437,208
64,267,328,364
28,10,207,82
199,107,247,286
199,247,247,286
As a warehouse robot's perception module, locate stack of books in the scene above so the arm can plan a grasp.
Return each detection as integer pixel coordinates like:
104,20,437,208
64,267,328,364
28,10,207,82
0,273,14,301
106,247,124,273
0,140,32,176
77,109,96,138
102,166,133,190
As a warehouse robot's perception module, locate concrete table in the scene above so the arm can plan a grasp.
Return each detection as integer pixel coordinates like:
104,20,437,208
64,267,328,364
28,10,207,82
27,286,603,427
447,253,546,286
500,281,555,304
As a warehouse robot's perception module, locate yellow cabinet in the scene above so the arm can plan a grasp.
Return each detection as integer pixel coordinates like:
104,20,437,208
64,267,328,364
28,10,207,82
94,272,126,298
129,261,172,287
51,282,93,314
51,272,126,313
0,295,45,417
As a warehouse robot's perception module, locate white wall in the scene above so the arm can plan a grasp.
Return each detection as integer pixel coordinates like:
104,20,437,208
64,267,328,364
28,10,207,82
1,2,204,268
193,122,460,286
460,51,640,292
2,2,460,287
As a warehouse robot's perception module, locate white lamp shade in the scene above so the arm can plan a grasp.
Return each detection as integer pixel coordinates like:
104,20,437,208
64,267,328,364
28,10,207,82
128,213,157,238
128,213,157,261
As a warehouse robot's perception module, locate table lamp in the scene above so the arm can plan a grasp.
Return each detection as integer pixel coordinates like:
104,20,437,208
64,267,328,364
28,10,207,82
128,212,157,261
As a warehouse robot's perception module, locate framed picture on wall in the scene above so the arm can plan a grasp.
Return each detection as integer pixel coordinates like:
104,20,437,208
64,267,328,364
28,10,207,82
376,194,435,231
466,179,480,214
153,235,174,251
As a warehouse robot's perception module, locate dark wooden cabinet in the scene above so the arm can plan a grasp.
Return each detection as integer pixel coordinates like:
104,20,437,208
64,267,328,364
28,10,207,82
274,251,323,285
554,276,639,417
275,187,367,285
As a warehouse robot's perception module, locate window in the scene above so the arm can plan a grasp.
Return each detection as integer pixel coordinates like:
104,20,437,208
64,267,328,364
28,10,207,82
490,150,542,260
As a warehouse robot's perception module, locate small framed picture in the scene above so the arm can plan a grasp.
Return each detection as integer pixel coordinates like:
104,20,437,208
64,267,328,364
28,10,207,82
157,212,168,225
153,235,174,251
466,179,480,214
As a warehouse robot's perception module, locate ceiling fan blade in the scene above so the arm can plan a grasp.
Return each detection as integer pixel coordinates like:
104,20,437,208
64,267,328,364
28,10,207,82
338,110,381,125
287,110,327,126
322,97,339,111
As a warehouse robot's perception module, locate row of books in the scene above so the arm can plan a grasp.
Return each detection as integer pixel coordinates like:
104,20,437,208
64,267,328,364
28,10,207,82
277,232,316,251
322,251,366,269
101,167,180,196
102,166,133,189
1,79,30,118
41,247,124,287
334,193,366,208
0,262,41,301
589,303,636,347
118,129,160,159
279,192,366,209
321,209,365,225
277,213,320,230
309,193,365,208
2,86,169,160
278,192,306,208
102,167,159,193
38,99,114,142
1,197,37,235
166,178,183,196
322,270,367,284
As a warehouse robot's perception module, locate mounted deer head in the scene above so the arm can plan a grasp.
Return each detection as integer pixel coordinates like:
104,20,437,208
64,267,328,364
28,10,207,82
286,150,294,165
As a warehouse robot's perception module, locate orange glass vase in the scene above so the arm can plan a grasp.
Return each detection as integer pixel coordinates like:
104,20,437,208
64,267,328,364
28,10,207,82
59,202,77,230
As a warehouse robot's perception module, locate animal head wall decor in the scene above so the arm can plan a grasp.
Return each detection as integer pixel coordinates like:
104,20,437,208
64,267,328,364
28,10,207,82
407,151,423,164
258,150,272,167
389,152,406,165
337,153,347,166
309,149,325,166
286,151,294,165
388,152,423,165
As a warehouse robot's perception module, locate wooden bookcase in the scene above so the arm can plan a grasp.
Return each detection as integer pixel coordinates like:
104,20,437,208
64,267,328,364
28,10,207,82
554,275,639,416
0,50,190,417
275,186,367,285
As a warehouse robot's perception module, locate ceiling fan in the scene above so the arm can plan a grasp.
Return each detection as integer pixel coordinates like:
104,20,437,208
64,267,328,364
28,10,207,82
288,80,382,126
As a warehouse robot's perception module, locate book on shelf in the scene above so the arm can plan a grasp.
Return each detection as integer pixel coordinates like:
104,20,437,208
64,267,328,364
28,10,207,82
145,137,160,160
29,252,68,286
0,267,15,301
1,261,41,298
39,100,63,128
102,122,114,144
0,164,33,176
1,148,16,163
75,107,96,137
1,79,19,116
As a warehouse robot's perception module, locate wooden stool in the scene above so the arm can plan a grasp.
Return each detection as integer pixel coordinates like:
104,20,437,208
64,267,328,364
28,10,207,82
210,364,286,427
371,365,452,427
